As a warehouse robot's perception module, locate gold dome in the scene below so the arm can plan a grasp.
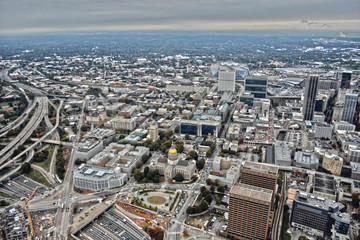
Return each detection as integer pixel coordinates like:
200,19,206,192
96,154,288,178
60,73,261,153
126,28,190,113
168,146,177,155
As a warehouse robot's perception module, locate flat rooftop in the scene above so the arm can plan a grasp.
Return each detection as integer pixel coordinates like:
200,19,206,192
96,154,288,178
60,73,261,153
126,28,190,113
295,190,344,211
243,161,279,175
230,183,273,203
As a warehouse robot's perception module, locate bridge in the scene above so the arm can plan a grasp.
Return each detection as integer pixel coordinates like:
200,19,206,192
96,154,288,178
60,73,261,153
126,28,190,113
267,95,301,100
29,138,73,146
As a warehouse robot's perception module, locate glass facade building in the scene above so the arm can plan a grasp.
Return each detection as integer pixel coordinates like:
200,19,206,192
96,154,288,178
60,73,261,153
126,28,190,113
245,76,268,99
180,123,198,135
202,125,217,136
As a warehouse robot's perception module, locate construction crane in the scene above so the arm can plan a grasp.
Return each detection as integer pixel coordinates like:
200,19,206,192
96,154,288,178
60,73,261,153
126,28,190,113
21,186,38,238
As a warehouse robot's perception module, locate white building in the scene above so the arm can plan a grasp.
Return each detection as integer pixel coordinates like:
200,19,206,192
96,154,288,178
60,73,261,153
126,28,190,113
333,121,355,133
74,165,127,191
75,139,104,161
314,123,332,139
88,143,149,175
348,145,360,163
218,70,235,92
105,116,137,130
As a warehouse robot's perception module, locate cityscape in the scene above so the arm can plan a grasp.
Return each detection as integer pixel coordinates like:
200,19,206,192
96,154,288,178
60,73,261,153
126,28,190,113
0,1,360,240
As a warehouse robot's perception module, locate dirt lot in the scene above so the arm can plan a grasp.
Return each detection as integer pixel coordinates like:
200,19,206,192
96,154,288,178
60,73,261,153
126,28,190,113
185,215,212,229
117,202,169,230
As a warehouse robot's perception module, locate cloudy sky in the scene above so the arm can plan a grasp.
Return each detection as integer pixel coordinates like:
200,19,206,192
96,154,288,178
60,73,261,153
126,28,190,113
0,0,359,33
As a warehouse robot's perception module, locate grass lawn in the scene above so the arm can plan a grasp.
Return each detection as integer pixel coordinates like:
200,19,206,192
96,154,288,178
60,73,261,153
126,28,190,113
0,191,14,199
33,146,54,172
27,169,51,187
147,196,166,205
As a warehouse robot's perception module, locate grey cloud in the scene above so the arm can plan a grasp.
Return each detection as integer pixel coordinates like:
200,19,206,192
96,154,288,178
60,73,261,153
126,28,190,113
0,0,359,32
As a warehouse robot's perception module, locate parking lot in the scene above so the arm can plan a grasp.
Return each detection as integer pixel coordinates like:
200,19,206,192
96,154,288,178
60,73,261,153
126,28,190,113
75,209,150,240
0,174,47,200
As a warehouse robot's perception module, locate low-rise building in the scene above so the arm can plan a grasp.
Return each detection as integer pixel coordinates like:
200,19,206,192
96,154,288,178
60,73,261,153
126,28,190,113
75,139,104,161
350,162,360,180
322,153,343,175
333,121,355,133
314,123,332,139
275,141,291,166
104,116,137,130
290,190,345,237
347,145,360,163
88,143,149,175
149,145,196,181
294,151,319,170
74,165,127,191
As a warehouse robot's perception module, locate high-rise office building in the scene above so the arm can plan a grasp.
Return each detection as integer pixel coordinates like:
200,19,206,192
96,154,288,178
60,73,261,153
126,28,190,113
338,72,352,89
228,183,273,240
341,92,358,123
303,75,319,121
240,162,279,192
244,76,268,98
149,123,159,140
218,70,236,92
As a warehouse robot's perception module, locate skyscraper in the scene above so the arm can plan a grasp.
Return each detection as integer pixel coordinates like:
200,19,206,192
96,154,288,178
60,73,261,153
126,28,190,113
149,123,159,140
228,183,273,240
338,71,352,89
341,92,358,123
218,70,236,92
240,161,279,192
303,75,319,121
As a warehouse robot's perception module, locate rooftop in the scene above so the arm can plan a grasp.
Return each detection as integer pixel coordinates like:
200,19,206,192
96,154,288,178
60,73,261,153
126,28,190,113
243,161,279,175
230,183,273,203
295,190,344,211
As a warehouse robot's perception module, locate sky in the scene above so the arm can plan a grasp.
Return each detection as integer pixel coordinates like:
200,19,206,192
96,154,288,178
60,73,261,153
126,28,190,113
0,0,359,33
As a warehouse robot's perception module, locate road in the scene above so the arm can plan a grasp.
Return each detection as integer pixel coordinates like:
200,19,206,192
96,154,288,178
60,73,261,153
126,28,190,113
54,100,85,239
271,174,287,240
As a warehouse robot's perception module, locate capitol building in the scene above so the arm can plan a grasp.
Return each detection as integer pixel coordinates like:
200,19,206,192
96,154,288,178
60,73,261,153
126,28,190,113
149,144,196,181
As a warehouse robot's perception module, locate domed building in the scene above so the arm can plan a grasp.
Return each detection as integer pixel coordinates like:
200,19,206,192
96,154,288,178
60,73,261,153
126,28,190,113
149,144,197,181
168,144,179,165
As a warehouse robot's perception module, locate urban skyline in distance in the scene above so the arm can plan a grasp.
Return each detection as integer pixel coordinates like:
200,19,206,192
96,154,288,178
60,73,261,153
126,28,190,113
0,1,360,240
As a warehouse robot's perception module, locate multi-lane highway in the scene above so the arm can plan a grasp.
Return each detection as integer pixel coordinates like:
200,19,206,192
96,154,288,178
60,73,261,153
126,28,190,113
0,97,47,166
54,100,85,240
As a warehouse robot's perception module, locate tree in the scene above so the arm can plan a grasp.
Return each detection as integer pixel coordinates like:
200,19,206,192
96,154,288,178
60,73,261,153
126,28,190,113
352,193,360,208
186,206,193,214
176,144,184,153
141,154,150,163
185,134,191,140
200,201,209,211
174,173,184,182
136,161,143,169
206,178,212,185
200,186,207,194
188,150,198,160
134,169,144,181
217,185,225,193
205,193,213,204
146,170,155,181
81,125,90,132
144,166,149,176
210,185,215,192
20,162,31,174
206,150,213,158
196,159,205,170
